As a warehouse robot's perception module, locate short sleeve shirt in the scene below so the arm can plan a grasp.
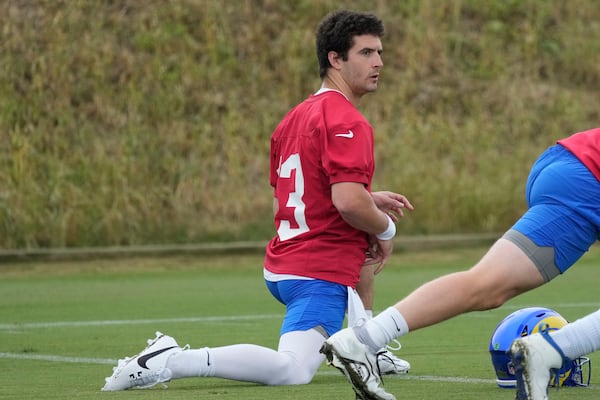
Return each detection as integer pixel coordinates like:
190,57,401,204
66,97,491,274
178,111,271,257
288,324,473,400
557,127,600,182
265,90,375,287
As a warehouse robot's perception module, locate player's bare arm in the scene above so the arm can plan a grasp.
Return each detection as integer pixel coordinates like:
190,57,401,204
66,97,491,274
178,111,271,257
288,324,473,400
332,182,390,234
332,182,396,273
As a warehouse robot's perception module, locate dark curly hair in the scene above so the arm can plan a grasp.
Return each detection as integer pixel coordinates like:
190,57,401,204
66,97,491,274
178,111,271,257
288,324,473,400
316,10,384,79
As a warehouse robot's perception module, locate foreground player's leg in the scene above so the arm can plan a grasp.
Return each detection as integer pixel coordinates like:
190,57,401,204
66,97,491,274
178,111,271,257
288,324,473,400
349,283,410,376
509,329,566,400
550,308,600,359
322,239,544,399
509,309,600,400
103,328,326,390
321,327,396,400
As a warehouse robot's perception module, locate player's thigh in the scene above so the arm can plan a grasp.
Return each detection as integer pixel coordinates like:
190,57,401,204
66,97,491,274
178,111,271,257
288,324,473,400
471,238,545,292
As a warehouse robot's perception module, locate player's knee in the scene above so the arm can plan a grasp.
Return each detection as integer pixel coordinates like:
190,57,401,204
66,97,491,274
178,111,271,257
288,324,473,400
472,286,519,311
267,367,314,385
481,295,506,310
264,355,315,385
282,369,313,385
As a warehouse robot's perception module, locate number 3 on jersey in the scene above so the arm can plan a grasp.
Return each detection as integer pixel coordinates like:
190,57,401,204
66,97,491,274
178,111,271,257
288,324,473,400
277,154,309,241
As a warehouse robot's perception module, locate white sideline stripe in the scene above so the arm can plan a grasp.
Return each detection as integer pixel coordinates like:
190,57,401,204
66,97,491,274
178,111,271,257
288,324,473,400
0,351,494,384
319,371,494,384
398,374,494,384
2,353,599,390
2,301,598,330
0,314,282,330
0,352,117,365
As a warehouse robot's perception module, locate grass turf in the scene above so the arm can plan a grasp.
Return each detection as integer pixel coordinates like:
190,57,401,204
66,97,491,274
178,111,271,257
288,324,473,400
1,245,599,399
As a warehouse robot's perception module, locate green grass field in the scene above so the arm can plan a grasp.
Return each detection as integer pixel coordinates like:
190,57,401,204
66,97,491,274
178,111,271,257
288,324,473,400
1,245,599,399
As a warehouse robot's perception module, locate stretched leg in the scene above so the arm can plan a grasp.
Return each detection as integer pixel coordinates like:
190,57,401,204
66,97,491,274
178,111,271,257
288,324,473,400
353,238,545,351
103,278,346,391
551,308,600,358
167,328,326,385
102,328,326,391
320,238,545,400
398,238,544,330
351,273,410,376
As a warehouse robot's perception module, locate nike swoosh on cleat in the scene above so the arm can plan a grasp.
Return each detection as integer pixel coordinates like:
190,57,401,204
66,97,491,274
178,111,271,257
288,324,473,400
137,346,178,369
335,130,354,138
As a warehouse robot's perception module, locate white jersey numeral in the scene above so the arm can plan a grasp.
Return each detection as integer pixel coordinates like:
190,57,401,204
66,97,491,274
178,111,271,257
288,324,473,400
277,154,309,241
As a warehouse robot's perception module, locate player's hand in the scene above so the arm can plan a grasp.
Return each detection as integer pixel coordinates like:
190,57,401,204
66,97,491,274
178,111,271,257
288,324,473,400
371,191,414,222
363,234,393,274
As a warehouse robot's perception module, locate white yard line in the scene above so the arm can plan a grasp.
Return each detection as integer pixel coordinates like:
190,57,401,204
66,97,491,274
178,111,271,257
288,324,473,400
2,307,598,388
2,301,597,330
0,351,496,384
0,314,282,330
0,352,117,364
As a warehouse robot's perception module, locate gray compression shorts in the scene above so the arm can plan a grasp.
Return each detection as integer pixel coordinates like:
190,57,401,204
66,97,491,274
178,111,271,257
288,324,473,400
502,229,560,282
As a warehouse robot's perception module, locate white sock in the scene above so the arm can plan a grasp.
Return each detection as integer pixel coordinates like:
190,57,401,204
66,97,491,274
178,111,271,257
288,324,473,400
167,348,214,379
355,307,409,352
551,308,600,360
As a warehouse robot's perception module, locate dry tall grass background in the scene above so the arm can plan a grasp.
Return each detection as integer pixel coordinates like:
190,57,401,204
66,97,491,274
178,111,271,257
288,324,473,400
1,0,599,248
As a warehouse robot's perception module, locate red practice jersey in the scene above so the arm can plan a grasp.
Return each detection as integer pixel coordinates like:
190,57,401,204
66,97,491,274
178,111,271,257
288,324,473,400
558,127,600,182
265,90,375,287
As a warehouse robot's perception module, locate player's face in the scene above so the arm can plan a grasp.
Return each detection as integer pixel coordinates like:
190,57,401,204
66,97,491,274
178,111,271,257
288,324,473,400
340,35,383,96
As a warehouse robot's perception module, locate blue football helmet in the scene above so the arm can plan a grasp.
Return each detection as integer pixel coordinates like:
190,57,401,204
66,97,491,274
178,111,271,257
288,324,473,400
489,307,591,388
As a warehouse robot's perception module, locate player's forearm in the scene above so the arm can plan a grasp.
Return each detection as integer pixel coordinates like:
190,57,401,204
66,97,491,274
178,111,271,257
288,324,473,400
332,182,390,234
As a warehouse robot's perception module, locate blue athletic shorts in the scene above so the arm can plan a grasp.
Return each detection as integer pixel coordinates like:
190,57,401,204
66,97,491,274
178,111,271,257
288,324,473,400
265,279,347,337
509,144,600,278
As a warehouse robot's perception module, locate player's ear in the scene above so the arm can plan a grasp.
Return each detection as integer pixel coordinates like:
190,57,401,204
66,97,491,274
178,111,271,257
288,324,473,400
328,51,343,70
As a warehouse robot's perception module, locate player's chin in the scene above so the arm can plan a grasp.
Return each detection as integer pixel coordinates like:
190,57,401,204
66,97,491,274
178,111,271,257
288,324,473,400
365,82,379,92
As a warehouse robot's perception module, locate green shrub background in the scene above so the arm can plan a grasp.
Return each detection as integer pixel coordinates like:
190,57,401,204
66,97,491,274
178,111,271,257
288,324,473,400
1,0,598,249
